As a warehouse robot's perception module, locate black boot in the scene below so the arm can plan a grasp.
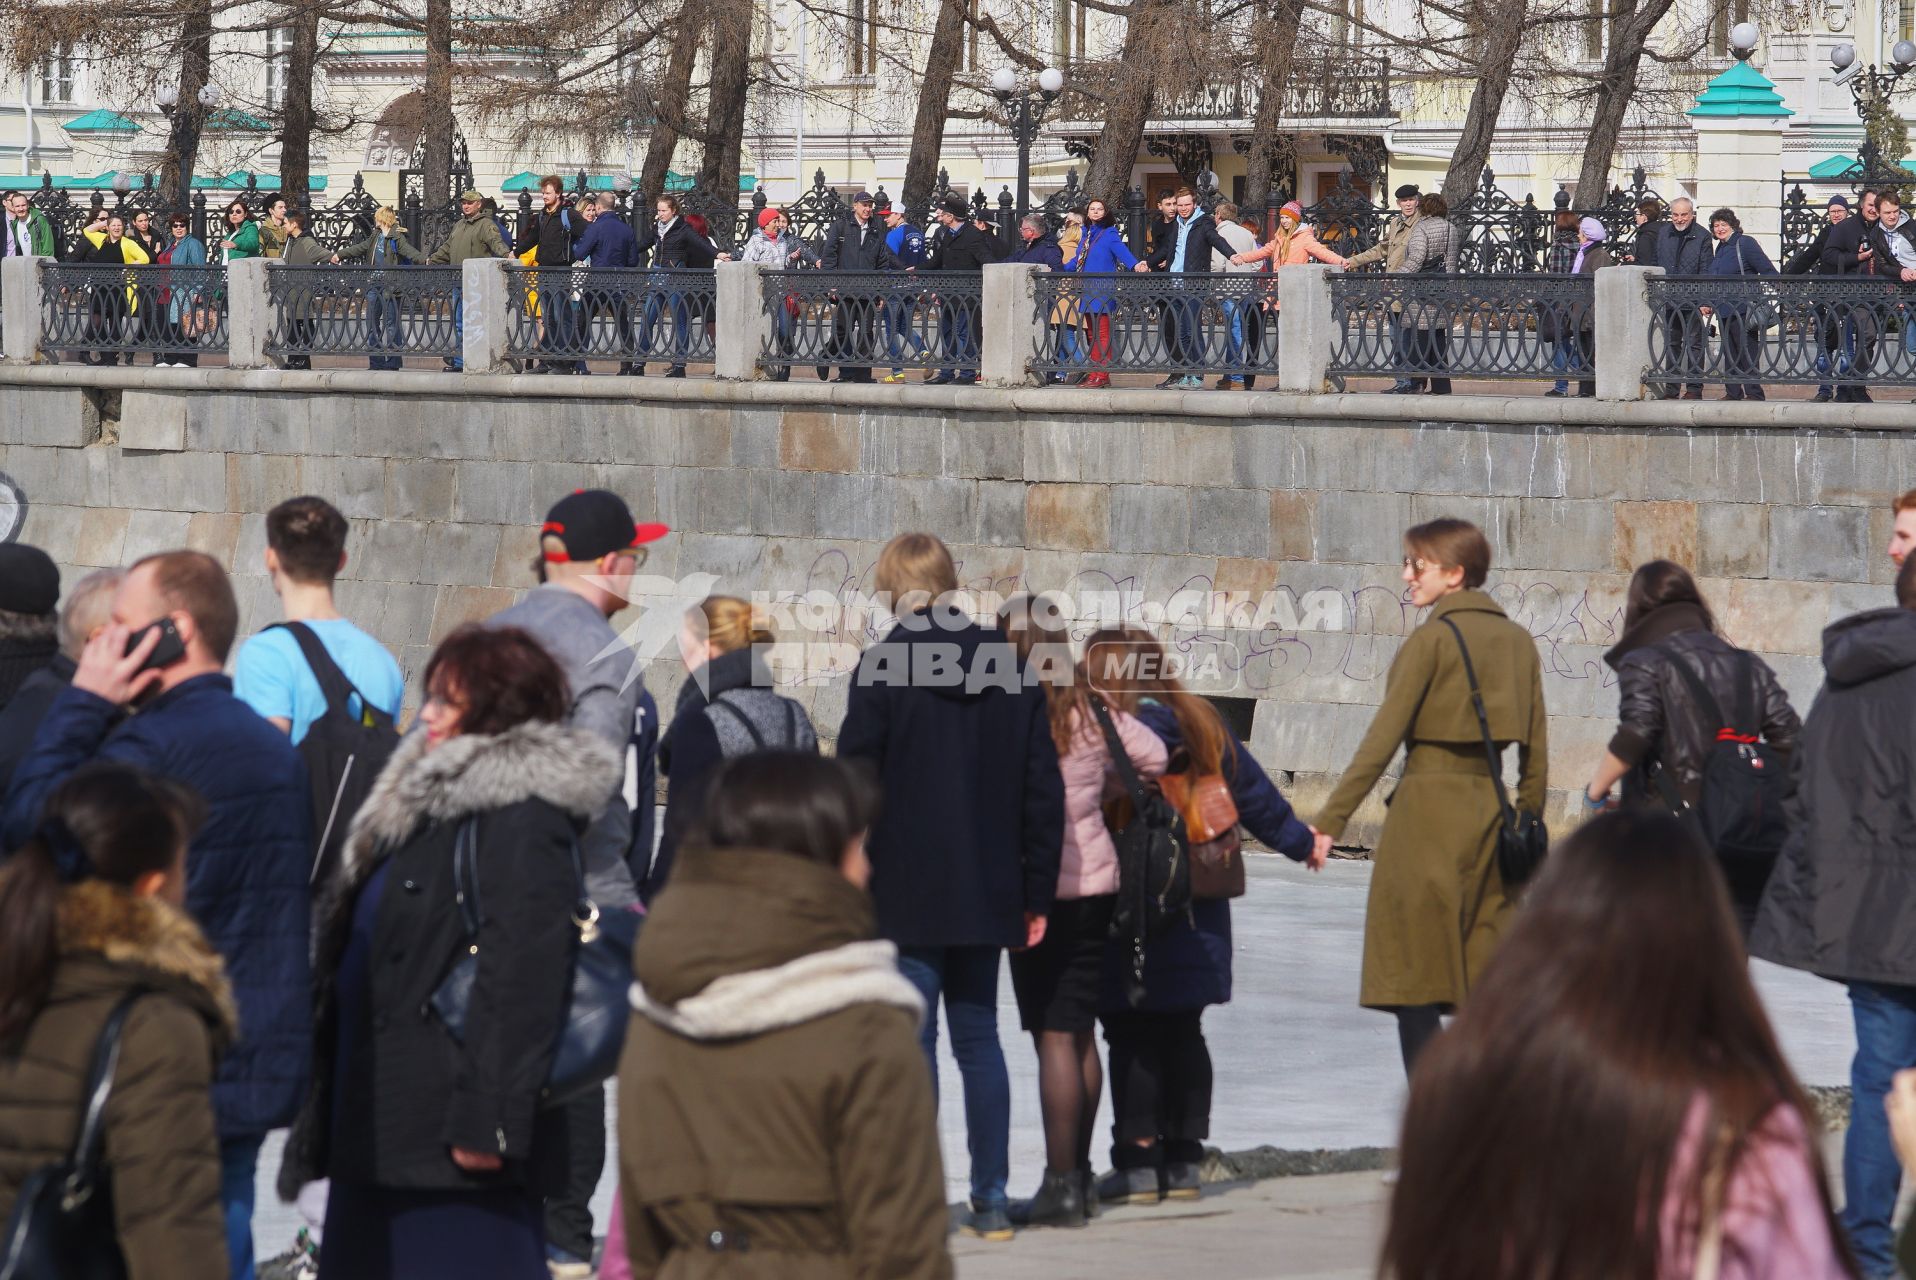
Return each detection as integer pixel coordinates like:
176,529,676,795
1008,1169,1086,1229
1080,1166,1102,1220
1162,1140,1205,1201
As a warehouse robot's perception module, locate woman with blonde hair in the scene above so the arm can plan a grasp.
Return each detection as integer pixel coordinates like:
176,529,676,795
1316,517,1546,1078
335,207,427,370
648,595,817,901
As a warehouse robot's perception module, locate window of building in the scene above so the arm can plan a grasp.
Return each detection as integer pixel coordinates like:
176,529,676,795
1904,0,1915,42
847,0,878,75
266,26,294,108
38,44,74,105
1053,0,1087,61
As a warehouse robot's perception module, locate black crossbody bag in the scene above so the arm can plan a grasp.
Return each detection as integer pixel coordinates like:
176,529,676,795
1439,617,1549,889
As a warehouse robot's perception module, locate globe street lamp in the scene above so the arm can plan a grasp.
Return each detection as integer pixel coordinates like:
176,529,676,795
990,65,1064,221
1728,22,1760,61
1829,38,1916,177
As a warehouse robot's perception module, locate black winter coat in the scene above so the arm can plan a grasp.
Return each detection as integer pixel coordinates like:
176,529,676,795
927,222,1002,272
1753,607,1916,986
836,607,1065,949
0,653,71,794
820,216,895,271
1821,215,1881,276
1783,221,1837,276
1656,220,1711,276
640,218,718,269
278,720,622,1197
1144,214,1239,274
514,206,581,267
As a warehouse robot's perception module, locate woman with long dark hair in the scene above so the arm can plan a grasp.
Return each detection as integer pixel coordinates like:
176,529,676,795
0,763,233,1280
997,597,1166,1226
1585,560,1798,930
1384,810,1854,1280
1064,196,1139,388
1315,518,1546,1077
278,624,622,1280
1082,625,1322,1206
218,199,261,260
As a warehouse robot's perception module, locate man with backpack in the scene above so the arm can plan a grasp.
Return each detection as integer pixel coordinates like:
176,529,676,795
1754,554,1916,1280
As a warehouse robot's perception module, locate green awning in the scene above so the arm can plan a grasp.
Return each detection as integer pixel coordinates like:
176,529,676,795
1804,153,1916,180
1688,61,1793,118
499,169,756,194
205,109,272,132
62,109,140,134
21,171,327,192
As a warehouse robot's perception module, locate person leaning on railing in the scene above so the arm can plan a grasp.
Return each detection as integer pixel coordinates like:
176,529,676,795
427,189,511,372
1062,196,1137,389
1227,199,1353,390
1697,208,1776,402
155,211,207,369
1783,195,1855,403
1386,193,1458,397
74,211,150,367
333,206,428,372
1863,190,1916,384
1345,183,1423,393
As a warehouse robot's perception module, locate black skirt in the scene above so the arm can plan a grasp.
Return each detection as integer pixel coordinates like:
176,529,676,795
1011,894,1116,1032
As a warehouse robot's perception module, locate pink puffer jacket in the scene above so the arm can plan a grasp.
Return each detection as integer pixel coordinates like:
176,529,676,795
1055,702,1167,900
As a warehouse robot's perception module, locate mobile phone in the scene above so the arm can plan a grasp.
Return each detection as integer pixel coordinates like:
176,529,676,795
124,618,186,672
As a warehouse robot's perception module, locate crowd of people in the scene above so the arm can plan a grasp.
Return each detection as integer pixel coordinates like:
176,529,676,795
5,486,1916,1278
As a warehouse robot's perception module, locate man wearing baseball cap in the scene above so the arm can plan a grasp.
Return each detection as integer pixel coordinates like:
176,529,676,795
879,200,929,382
487,489,667,1277
820,190,896,382
0,542,60,710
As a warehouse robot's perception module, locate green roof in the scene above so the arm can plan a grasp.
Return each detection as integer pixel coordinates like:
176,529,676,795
205,109,273,132
24,171,327,191
1688,61,1793,118
1805,152,1916,179
499,170,756,194
62,109,141,134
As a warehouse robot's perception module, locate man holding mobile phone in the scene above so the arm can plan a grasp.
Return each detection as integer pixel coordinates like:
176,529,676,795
1,550,312,1280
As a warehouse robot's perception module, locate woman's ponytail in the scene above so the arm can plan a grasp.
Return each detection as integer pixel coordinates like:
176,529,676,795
0,840,62,1042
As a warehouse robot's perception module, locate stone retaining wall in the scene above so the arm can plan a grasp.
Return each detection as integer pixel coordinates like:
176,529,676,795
2,370,1905,841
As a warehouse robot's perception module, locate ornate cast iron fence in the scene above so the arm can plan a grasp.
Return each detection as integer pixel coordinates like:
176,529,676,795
1646,275,1916,390
1027,272,1284,381
504,266,717,370
264,264,461,363
758,270,984,378
1327,272,1596,382
38,262,228,359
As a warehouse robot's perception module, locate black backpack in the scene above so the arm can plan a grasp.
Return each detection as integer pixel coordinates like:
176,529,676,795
1088,697,1191,1008
1651,649,1789,870
271,623,400,895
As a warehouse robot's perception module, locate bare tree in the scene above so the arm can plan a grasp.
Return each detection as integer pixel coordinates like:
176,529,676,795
901,0,970,212
1242,0,1306,211
277,1,323,203
639,12,702,195
159,0,215,212
696,0,752,193
420,0,454,201
1440,0,1528,208
1083,0,1176,199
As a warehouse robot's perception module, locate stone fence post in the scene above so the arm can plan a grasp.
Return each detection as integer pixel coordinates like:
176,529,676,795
225,257,273,370
715,261,770,380
1277,263,1340,394
981,261,1041,387
1,255,45,363
461,257,510,374
1595,265,1663,401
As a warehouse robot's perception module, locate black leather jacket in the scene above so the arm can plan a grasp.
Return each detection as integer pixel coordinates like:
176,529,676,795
1604,602,1801,807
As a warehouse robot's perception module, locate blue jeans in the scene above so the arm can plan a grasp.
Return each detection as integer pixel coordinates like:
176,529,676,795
896,945,1010,1210
938,303,978,380
221,1133,265,1280
449,285,464,370
367,289,402,370
1843,981,1916,1277
1220,298,1247,382
885,297,925,374
1548,335,1584,393
640,288,690,367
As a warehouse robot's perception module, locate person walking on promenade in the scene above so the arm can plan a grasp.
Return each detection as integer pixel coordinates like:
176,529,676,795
1752,554,1916,1280
650,596,817,901
1785,195,1853,402
333,206,427,371
0,763,237,1280
1584,561,1799,932
1140,186,1237,389
1700,207,1776,401
515,176,585,374
1314,518,1546,1077
616,752,952,1279
1082,625,1324,1206
278,624,621,1280
836,533,1064,1240
0,568,118,794
1065,197,1138,389
740,207,818,382
1654,197,1712,398
879,198,930,382
1386,810,1855,1280
995,597,1164,1229
1,551,311,1280
428,189,510,370
925,199,999,384
1346,183,1423,392
1388,193,1459,395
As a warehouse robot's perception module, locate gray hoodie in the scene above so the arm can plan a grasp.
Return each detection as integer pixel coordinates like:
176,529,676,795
488,584,643,909
739,229,820,269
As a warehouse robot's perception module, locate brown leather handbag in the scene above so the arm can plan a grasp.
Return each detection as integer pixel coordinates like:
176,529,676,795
1159,755,1245,900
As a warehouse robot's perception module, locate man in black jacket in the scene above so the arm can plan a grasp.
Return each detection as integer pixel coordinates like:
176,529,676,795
635,194,717,377
1652,198,1711,398
1753,555,1916,1280
514,175,585,373
0,567,119,794
925,198,1000,384
836,532,1063,1241
1142,187,1239,389
819,191,895,382
1785,195,1852,402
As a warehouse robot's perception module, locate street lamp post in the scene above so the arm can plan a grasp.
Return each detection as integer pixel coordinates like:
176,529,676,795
990,65,1064,221
1829,38,1916,176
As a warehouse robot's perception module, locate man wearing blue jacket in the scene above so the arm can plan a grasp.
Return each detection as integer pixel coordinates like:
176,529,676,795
573,199,644,374
880,200,928,382
2,550,311,1280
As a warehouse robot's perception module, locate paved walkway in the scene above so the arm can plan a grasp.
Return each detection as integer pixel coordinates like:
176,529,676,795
253,855,1861,1263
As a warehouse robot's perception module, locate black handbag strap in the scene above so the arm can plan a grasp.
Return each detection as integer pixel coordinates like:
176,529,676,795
65,991,147,1198
269,621,381,724
1438,617,1518,826
450,816,588,944
1087,696,1152,817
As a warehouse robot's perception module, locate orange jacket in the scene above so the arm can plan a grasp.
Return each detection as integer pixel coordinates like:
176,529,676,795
1237,223,1345,268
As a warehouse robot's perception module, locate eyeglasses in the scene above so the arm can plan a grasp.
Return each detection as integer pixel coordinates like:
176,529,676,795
1403,556,1434,573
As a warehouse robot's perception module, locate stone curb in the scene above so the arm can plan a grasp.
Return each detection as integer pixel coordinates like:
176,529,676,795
4,364,1914,431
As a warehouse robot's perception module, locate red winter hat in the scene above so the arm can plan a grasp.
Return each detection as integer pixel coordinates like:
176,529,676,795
757,207,781,232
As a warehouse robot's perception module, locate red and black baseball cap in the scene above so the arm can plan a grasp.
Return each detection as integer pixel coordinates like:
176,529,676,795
540,489,669,563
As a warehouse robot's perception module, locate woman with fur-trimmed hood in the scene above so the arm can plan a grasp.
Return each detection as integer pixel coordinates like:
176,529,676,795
0,762,236,1280
277,624,622,1280
613,751,952,1280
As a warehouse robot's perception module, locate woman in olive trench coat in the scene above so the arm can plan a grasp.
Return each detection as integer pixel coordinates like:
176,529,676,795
1314,519,1547,1077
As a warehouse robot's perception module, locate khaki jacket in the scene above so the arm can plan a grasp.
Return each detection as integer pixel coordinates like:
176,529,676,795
1345,210,1420,272
0,883,236,1280
618,848,951,1280
1317,591,1547,1008
428,213,510,265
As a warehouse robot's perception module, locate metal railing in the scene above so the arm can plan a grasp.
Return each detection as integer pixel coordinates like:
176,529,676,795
265,265,461,363
1646,276,1916,391
758,270,985,377
1028,272,1282,382
39,262,229,359
505,266,716,369
1328,273,1596,383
